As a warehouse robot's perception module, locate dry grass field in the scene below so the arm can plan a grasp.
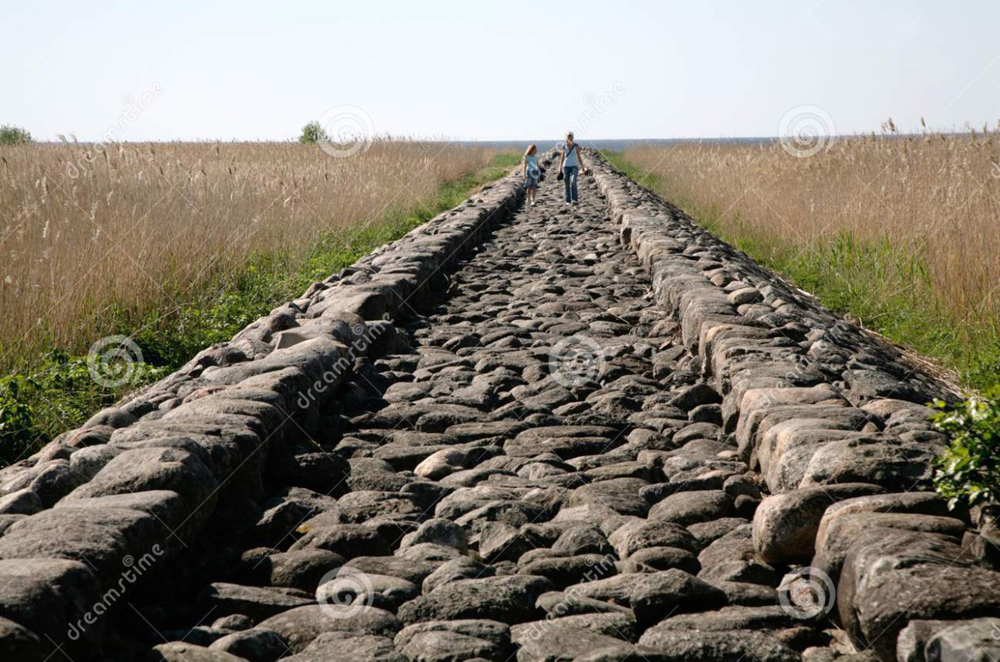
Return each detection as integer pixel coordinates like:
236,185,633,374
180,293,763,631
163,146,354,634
620,130,1000,388
0,140,510,459
0,140,497,368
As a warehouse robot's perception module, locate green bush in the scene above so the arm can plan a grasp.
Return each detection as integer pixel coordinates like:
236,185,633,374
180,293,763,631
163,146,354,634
299,121,327,144
0,124,33,145
0,376,38,461
0,349,167,464
932,389,1000,509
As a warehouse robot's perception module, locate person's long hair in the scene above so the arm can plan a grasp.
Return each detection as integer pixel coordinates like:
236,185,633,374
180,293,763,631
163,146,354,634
524,144,537,157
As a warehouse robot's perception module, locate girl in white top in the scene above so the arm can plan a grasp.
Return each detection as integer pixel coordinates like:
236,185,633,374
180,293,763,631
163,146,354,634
522,144,540,206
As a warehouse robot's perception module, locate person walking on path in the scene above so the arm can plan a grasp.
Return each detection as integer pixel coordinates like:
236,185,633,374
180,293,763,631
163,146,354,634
522,144,540,206
559,132,587,204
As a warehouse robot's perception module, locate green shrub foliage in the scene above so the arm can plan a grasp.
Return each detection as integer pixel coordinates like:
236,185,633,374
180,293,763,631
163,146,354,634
933,388,1000,509
0,125,33,145
299,121,327,144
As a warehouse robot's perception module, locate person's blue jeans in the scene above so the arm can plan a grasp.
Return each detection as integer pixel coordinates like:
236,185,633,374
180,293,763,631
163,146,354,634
563,165,579,202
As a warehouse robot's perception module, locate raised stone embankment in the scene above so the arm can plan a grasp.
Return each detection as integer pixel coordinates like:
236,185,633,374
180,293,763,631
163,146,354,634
0,150,996,662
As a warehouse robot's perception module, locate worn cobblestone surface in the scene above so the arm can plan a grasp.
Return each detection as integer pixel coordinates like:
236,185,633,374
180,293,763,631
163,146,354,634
1,151,998,662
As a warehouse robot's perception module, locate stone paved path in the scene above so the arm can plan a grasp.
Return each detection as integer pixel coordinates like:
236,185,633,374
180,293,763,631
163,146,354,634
5,155,996,662
131,166,832,661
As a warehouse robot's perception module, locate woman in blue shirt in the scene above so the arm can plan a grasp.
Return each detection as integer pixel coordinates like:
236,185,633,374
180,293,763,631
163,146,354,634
559,132,587,204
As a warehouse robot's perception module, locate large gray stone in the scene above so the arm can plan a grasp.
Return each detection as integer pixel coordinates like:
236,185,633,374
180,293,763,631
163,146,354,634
651,604,797,632
152,642,247,661
421,557,494,594
27,460,86,508
342,556,440,586
256,605,401,653
203,337,347,389
535,591,634,619
551,525,614,557
201,583,314,622
567,478,650,517
621,546,700,575
397,575,553,624
54,490,190,535
0,616,43,662
839,532,1000,660
897,618,1000,662
0,489,43,517
284,632,404,661
800,437,942,492
399,518,468,553
63,446,218,515
609,519,697,559
814,512,967,583
317,571,418,614
0,559,102,658
395,619,510,650
637,627,800,662
518,554,619,590
648,490,732,526
264,549,345,592
815,492,959,551
0,506,169,585
396,619,511,662
629,569,727,627
208,628,289,662
505,426,623,460
289,523,391,558
511,613,636,662
751,483,884,565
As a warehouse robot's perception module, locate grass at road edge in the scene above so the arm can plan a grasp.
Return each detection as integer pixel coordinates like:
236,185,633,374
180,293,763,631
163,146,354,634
600,150,1000,395
0,153,521,465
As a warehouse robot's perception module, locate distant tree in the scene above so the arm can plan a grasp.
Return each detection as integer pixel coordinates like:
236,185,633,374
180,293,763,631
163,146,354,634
299,121,328,144
0,125,33,145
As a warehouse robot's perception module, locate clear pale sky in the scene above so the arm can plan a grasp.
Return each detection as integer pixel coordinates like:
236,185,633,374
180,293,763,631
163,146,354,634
4,0,1000,141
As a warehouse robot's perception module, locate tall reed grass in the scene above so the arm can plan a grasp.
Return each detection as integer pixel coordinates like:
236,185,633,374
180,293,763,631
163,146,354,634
620,129,1000,388
0,141,497,371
